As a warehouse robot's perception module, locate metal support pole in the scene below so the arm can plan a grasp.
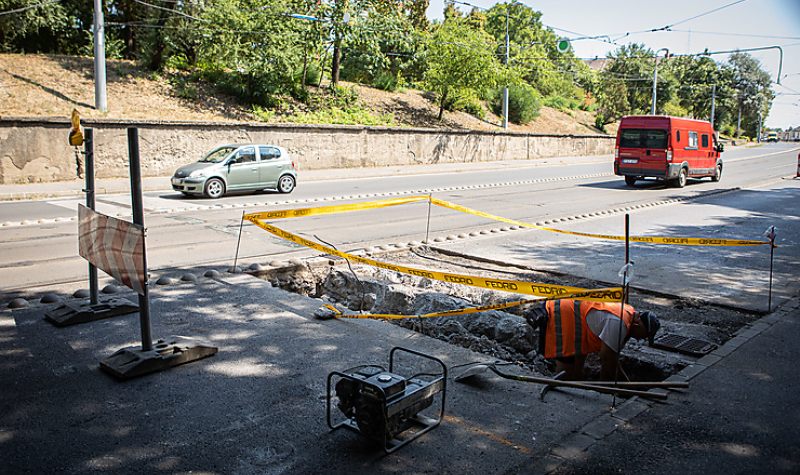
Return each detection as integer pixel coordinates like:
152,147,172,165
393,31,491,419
758,107,763,143
625,213,630,304
232,210,245,272
651,60,659,115
710,84,716,128
425,194,432,244
502,9,510,129
768,239,775,312
93,0,107,112
127,128,153,352
85,129,99,305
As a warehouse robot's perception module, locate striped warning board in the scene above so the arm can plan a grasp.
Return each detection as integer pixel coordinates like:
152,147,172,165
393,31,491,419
78,204,146,295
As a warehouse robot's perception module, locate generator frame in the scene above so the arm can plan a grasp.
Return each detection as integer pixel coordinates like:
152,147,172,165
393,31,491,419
326,347,447,453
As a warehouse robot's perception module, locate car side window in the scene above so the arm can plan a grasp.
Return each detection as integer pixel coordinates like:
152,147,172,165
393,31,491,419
701,134,709,148
259,146,281,160
235,147,257,164
687,131,698,149
676,130,681,143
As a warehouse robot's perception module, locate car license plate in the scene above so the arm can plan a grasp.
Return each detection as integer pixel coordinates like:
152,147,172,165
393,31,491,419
172,178,181,185
622,159,638,164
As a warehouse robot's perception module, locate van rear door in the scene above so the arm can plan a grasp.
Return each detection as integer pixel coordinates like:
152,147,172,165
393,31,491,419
618,128,669,176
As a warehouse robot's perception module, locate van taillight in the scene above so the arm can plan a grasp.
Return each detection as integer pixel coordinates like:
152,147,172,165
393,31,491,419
614,148,619,159
666,150,673,161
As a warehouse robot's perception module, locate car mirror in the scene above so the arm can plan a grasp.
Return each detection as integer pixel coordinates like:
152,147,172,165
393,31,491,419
716,144,724,153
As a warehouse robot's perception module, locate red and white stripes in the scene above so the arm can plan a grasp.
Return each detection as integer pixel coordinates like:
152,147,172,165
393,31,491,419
78,205,146,295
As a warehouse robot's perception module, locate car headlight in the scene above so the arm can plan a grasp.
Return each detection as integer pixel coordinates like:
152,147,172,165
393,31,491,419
189,169,208,178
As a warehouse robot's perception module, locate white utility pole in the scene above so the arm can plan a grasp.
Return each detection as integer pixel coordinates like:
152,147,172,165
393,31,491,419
651,48,669,115
93,0,107,112
501,8,509,129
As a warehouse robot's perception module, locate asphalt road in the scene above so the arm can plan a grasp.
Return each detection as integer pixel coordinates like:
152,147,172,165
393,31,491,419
1,143,798,295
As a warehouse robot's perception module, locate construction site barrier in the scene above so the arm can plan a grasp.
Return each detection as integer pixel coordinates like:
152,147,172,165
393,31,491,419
245,218,623,302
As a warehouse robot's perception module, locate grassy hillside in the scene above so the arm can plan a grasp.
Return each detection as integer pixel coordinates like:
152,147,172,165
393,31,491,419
0,54,611,135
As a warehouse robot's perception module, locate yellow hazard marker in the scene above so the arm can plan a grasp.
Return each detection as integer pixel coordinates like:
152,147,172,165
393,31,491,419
68,109,83,146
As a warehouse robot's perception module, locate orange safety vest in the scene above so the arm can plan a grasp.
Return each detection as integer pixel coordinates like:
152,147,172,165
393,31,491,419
543,300,635,359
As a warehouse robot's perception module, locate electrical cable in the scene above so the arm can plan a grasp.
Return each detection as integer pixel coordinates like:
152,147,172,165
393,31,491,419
0,0,61,17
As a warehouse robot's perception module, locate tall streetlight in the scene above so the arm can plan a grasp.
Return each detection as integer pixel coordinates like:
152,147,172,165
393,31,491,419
650,48,669,115
501,1,523,130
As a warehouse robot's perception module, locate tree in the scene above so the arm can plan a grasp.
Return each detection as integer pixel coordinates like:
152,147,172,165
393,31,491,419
728,52,774,137
424,18,501,120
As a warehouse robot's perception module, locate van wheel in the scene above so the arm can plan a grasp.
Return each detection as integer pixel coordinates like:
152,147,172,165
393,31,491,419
204,178,225,199
624,176,637,186
674,168,688,188
278,175,295,194
711,164,722,182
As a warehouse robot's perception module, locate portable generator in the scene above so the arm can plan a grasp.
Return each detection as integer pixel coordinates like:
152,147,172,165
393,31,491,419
326,347,447,453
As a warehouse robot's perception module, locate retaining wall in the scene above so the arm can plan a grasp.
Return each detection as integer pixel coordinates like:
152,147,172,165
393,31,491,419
0,118,614,184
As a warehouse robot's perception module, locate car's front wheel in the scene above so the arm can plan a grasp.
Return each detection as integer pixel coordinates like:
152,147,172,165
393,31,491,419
204,178,225,198
278,175,296,194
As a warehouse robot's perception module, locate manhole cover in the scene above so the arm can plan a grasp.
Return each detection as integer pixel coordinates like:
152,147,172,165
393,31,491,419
652,333,717,357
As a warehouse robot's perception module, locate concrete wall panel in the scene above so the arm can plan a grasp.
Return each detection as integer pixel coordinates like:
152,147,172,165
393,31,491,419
0,118,613,184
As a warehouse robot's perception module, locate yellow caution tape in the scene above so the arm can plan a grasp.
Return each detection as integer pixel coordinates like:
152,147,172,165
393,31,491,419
322,288,623,320
244,195,429,221
246,218,623,302
431,198,770,247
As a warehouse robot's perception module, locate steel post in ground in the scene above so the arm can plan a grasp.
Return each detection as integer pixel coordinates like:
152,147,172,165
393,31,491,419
127,127,153,352
768,239,775,312
85,128,98,305
232,210,245,272
625,213,630,304
425,194,432,244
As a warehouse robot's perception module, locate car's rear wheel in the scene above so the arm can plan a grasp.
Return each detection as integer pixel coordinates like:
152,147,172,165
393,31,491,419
711,164,722,182
624,176,638,186
278,175,296,194
204,178,225,198
673,168,688,188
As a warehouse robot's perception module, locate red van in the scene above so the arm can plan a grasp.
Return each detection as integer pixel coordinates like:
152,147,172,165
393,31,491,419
613,116,723,188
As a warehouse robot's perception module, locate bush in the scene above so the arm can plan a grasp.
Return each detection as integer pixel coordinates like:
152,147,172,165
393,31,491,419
373,71,402,92
720,124,736,136
452,91,486,119
492,85,541,125
543,94,580,111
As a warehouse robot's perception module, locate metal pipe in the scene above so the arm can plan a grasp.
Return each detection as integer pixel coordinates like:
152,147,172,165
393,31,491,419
93,0,107,111
127,128,153,352
84,128,98,305
651,48,669,115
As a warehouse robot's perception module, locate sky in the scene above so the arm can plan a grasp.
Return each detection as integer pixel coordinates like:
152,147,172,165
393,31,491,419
427,0,800,129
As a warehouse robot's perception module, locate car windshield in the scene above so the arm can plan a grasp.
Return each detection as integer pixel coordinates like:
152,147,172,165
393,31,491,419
620,129,668,149
199,146,236,163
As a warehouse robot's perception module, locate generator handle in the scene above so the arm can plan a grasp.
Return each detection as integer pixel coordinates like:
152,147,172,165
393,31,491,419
389,347,447,379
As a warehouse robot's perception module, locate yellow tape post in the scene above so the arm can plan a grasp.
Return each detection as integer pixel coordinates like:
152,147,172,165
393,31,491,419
430,198,770,247
245,218,622,302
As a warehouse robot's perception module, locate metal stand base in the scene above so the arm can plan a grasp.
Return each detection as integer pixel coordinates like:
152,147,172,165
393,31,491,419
44,297,138,327
99,336,218,380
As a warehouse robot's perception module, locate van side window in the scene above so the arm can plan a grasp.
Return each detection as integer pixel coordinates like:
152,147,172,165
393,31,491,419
701,134,709,148
687,131,698,149
676,130,681,142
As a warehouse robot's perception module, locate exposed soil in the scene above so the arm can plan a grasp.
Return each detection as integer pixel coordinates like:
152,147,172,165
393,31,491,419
258,247,761,381
0,53,609,135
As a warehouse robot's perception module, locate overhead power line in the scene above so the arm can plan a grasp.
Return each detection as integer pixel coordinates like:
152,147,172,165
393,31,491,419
0,0,61,17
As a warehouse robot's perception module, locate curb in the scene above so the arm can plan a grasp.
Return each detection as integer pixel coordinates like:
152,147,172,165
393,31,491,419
520,295,800,475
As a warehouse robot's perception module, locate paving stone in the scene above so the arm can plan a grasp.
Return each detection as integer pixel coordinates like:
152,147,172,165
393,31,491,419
610,398,650,423
551,433,597,460
695,353,723,367
677,364,707,380
580,414,621,440
525,454,565,475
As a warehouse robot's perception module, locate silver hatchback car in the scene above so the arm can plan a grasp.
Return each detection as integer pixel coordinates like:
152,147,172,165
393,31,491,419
171,144,297,198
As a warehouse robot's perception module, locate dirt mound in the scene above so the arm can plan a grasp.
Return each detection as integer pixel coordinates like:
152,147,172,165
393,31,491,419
1,53,607,134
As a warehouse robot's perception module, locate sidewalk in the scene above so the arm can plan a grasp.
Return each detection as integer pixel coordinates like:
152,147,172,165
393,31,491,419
0,155,612,201
535,297,800,475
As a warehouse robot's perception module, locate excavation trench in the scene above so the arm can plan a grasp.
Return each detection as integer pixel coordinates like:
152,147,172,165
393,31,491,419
256,246,761,382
